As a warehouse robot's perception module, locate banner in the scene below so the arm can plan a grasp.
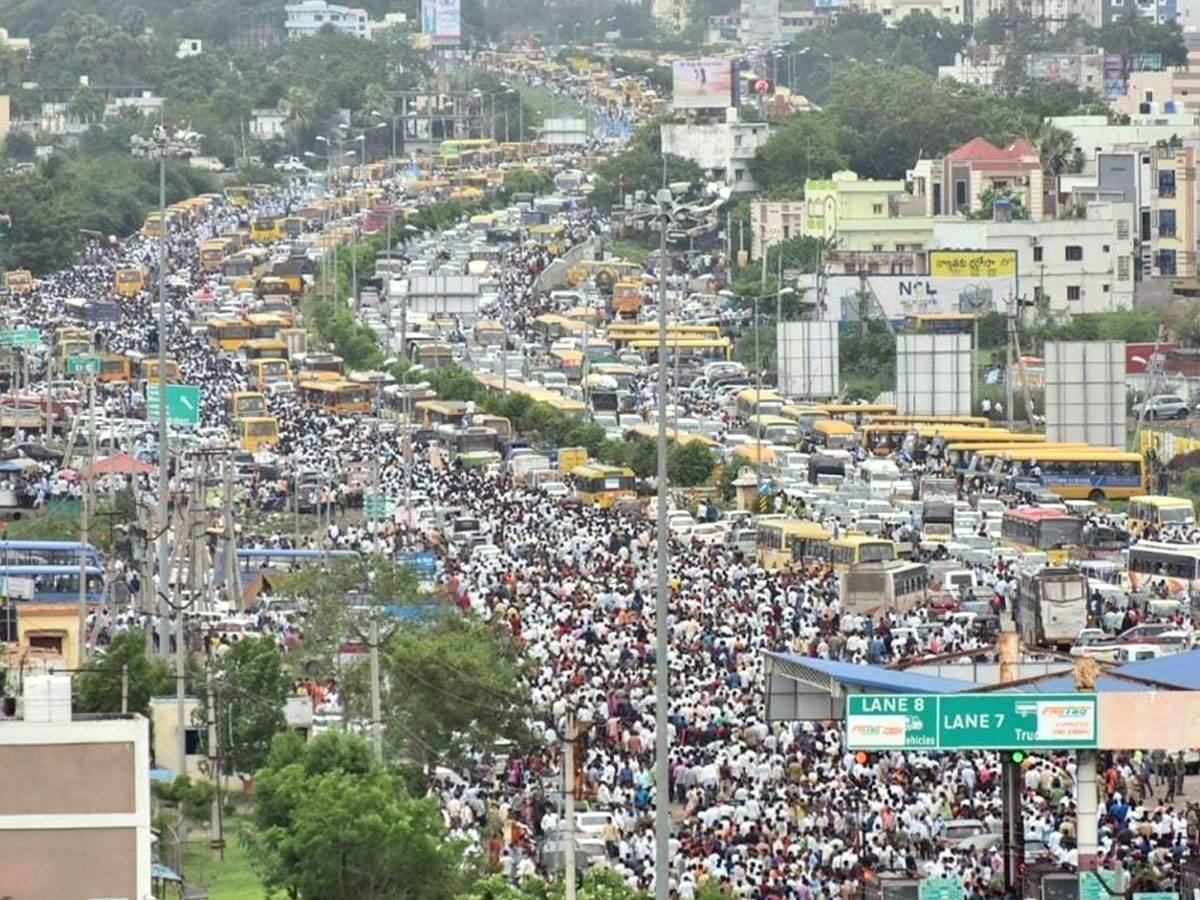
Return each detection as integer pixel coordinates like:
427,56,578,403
929,250,1017,278
671,59,735,110
422,0,460,45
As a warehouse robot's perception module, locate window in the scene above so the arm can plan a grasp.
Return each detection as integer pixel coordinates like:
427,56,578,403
872,203,884,214
1118,256,1131,281
1103,284,1110,292
1159,209,1177,237
1159,249,1178,275
1159,170,1177,197
873,243,884,252
1067,285,1082,300
954,180,968,209
1033,246,1043,262
1103,244,1110,253
1118,219,1130,239
1065,245,1083,261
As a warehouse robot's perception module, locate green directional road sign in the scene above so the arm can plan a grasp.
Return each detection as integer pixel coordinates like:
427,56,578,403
364,493,391,520
0,327,41,348
1080,871,1123,900
146,384,202,426
1132,893,1177,900
67,355,101,375
845,693,1098,751
919,878,965,900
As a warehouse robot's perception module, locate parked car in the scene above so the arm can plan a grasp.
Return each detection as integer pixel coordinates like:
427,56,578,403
1142,393,1190,420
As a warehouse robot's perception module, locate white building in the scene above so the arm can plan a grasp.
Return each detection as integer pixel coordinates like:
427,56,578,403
660,113,773,193
931,201,1135,315
750,200,807,259
1049,113,1200,159
176,38,202,58
937,53,1003,88
250,108,289,140
284,0,370,39
368,12,408,38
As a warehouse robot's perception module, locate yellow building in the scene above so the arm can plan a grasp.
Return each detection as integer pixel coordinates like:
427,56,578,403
867,0,964,22
17,604,82,668
803,170,932,255
1149,144,1196,278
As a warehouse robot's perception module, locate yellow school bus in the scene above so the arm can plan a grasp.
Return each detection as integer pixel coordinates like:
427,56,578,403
200,238,236,271
229,391,268,420
828,535,897,571
139,358,180,385
114,267,146,296
55,327,94,369
224,186,254,207
206,318,255,352
758,518,831,571
249,358,292,389
98,354,133,383
1127,495,1196,533
250,217,282,244
232,416,280,451
3,269,34,295
569,464,636,507
298,379,371,416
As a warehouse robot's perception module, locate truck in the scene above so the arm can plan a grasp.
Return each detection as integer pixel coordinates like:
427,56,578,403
510,452,552,482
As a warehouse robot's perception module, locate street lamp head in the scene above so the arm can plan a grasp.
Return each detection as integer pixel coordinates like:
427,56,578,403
777,287,796,297
655,188,673,204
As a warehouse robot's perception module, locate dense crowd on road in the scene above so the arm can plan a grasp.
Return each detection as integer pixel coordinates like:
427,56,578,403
2,80,1197,900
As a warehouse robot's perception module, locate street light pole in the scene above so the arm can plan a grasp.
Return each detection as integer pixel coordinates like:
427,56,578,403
155,132,171,659
653,189,672,900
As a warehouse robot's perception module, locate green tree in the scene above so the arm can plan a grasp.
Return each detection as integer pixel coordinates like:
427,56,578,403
590,123,705,213
668,440,716,486
211,637,290,775
74,628,174,716
749,111,846,193
152,774,215,827
368,614,529,766
250,731,465,900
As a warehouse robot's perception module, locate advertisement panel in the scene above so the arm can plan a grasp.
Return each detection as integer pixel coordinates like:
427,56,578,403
1103,53,1125,100
1027,54,1081,84
1044,341,1125,448
929,250,1016,279
896,333,973,417
777,321,838,398
671,59,735,110
422,0,461,44
828,273,1017,321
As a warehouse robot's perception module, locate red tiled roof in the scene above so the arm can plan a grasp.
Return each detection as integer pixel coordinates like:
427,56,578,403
945,137,1040,170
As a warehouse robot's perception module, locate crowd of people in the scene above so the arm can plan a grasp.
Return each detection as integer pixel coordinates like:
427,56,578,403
1,72,1197,900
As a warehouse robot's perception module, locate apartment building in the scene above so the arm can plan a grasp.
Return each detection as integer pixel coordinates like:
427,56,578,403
660,115,773,192
0,675,152,900
802,170,933,253
931,201,1136,315
284,0,369,39
909,137,1047,221
750,200,806,258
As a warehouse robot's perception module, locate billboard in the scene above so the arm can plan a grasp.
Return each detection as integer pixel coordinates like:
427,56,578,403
1044,341,1125,448
827,273,1017,322
896,333,974,417
671,59,735,110
422,0,461,45
1103,53,1125,100
777,321,838,398
1027,54,1082,84
929,250,1016,279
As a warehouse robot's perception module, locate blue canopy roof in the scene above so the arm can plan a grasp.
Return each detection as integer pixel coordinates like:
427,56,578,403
1114,648,1200,690
766,654,977,694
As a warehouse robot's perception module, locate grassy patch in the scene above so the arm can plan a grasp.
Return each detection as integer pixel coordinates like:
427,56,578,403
180,827,264,900
609,239,650,265
516,83,585,121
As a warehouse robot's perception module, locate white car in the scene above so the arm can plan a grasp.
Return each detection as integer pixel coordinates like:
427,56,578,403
542,482,571,500
691,522,727,545
1142,393,1190,420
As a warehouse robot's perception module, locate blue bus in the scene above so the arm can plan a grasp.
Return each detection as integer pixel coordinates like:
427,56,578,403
0,541,103,569
0,565,105,603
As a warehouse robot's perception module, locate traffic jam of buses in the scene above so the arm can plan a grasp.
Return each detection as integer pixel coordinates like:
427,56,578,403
1,47,1200,900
